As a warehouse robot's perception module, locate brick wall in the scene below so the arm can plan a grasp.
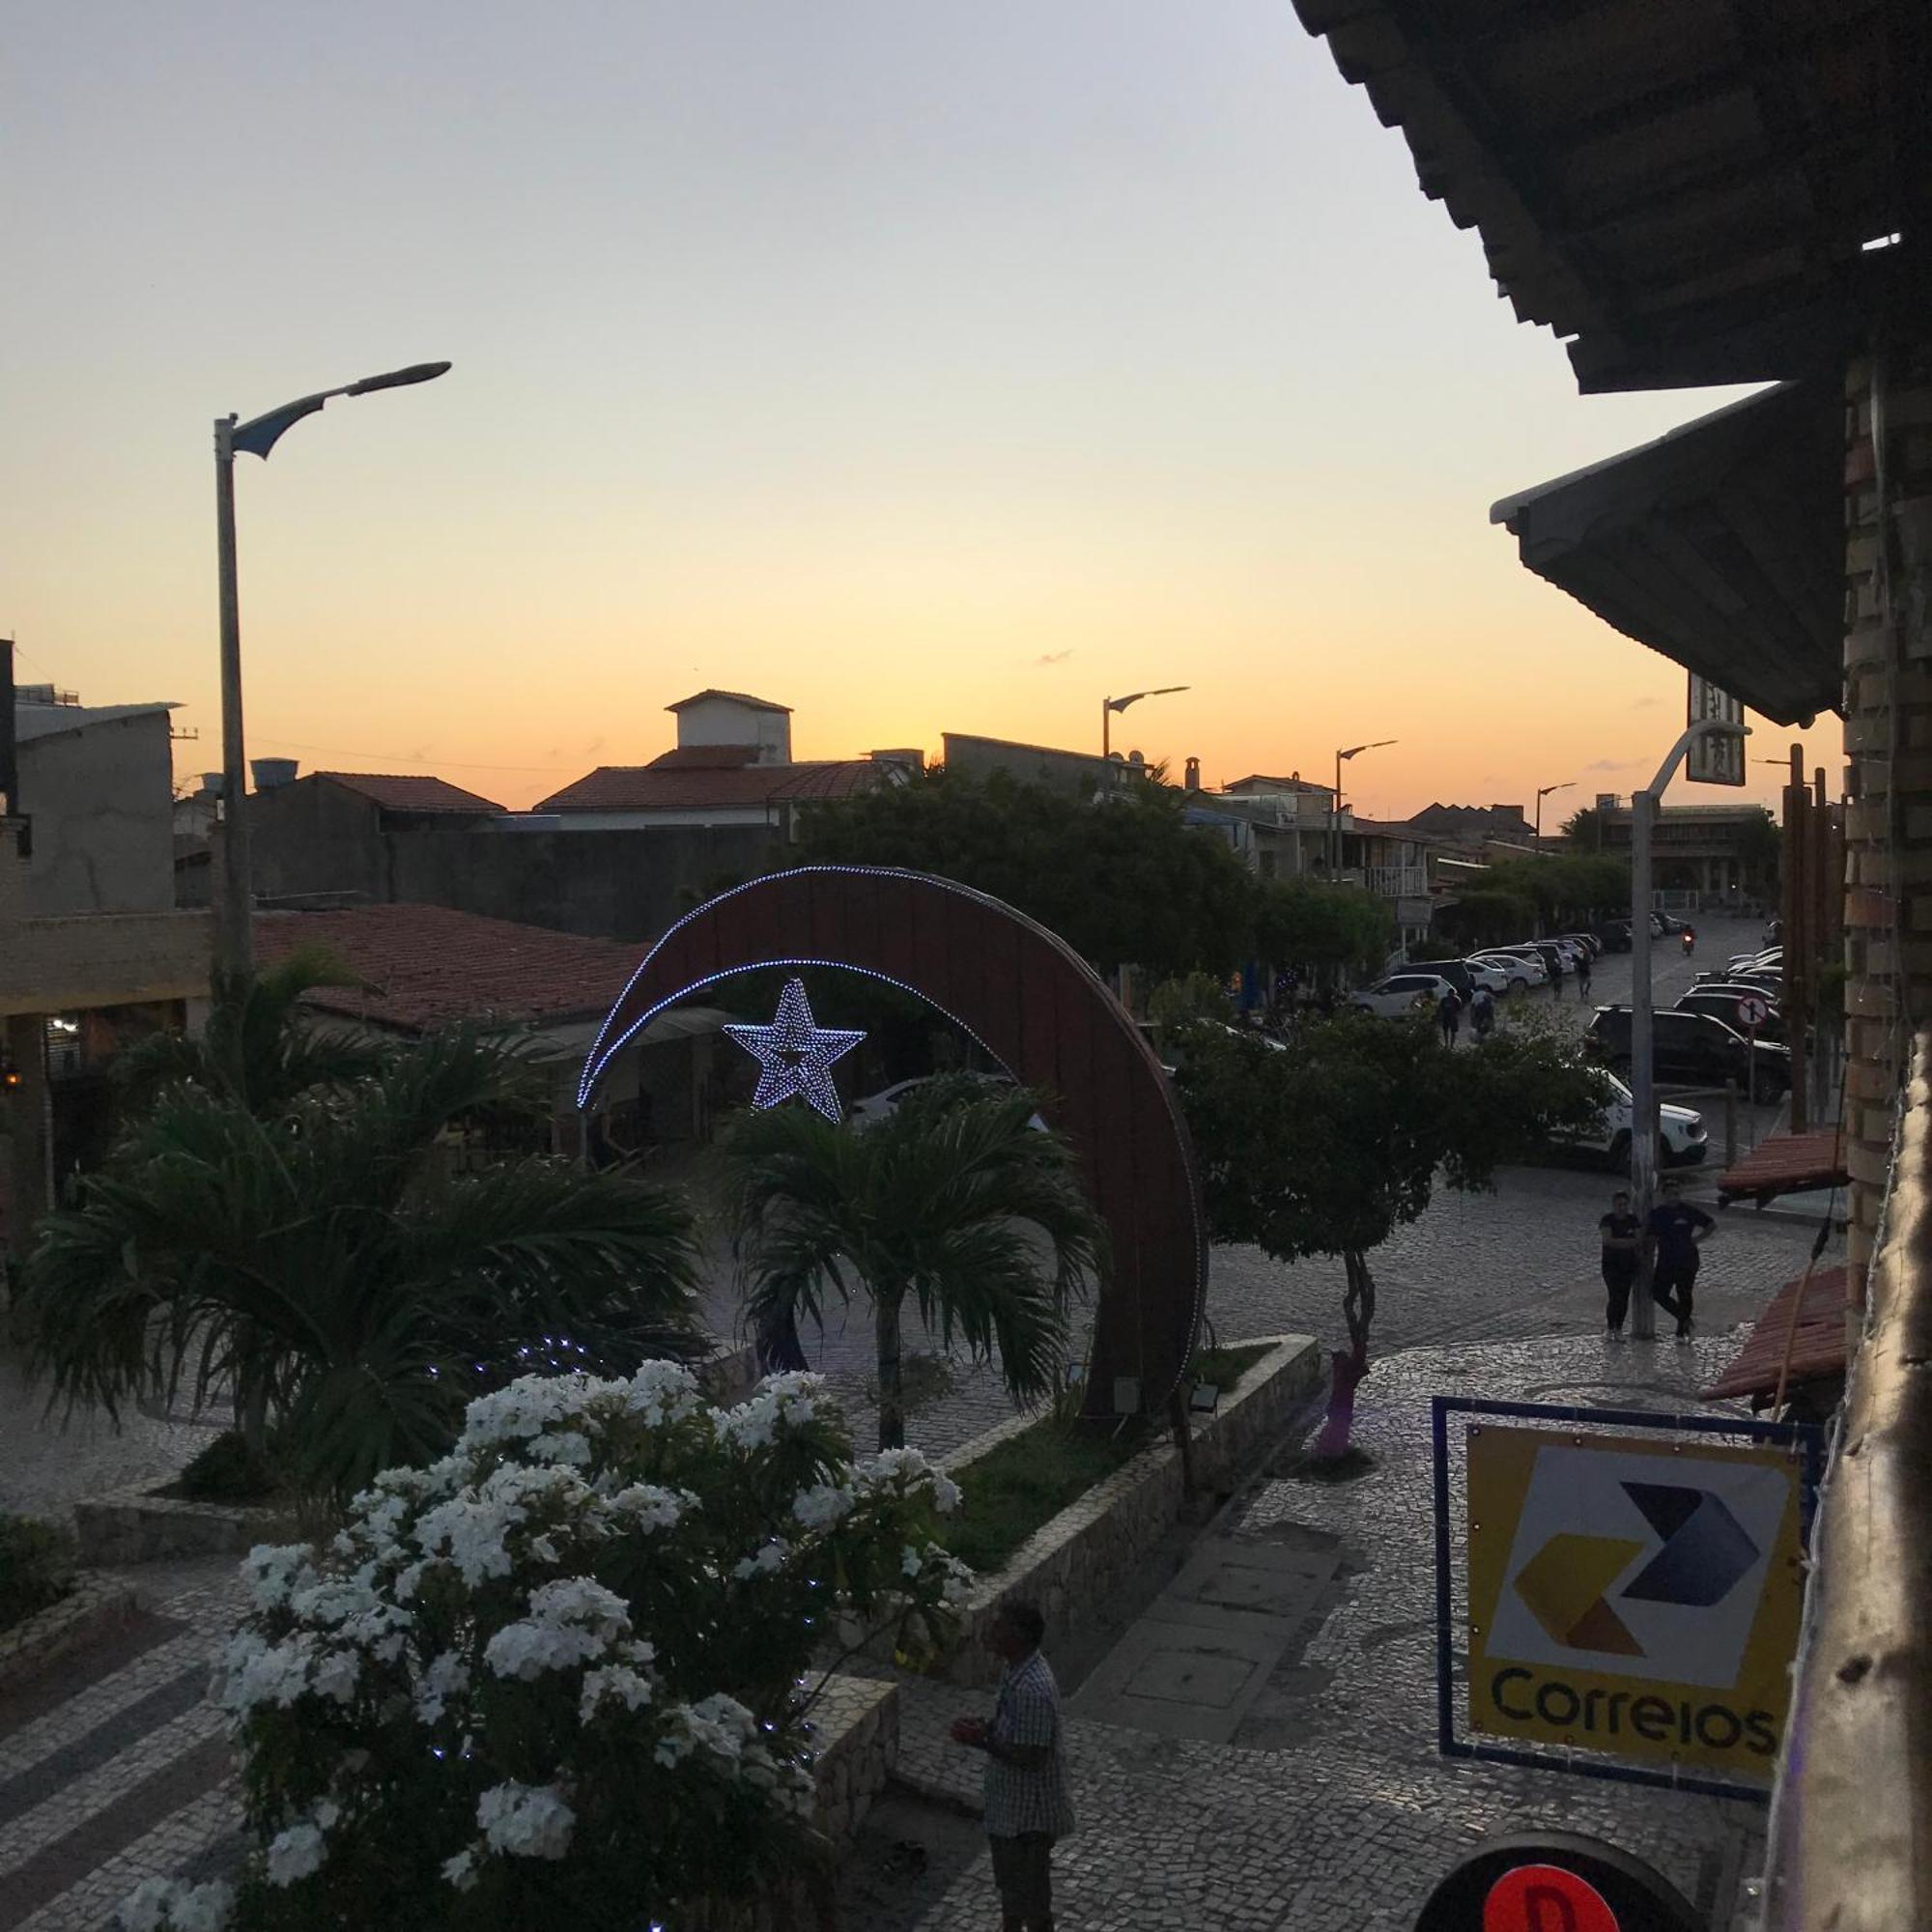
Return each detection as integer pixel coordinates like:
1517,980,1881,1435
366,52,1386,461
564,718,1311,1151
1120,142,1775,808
1841,346,1932,1308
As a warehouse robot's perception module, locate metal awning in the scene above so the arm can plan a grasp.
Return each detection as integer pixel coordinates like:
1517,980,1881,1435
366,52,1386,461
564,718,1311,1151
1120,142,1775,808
1491,380,1842,726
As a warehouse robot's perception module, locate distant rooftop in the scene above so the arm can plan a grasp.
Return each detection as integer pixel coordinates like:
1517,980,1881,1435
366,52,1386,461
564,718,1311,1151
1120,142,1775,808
14,699,178,745
314,773,506,815
533,757,879,814
666,690,792,714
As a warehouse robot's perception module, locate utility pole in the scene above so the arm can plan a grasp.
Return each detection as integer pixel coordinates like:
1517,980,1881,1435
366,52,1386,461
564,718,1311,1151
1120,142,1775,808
1629,717,1748,1338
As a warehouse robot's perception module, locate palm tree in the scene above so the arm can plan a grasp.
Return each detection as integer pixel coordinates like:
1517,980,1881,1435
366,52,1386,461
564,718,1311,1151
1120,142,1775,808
20,1027,703,1499
718,1083,1103,1450
112,948,384,1120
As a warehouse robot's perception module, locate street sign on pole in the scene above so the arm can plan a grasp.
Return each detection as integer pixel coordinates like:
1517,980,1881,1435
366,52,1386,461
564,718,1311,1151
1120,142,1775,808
1685,678,1746,784
1735,993,1770,1030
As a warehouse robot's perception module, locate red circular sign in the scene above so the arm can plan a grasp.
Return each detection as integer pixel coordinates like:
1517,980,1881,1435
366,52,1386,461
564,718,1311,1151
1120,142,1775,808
1484,1864,1620,1932
1735,993,1770,1028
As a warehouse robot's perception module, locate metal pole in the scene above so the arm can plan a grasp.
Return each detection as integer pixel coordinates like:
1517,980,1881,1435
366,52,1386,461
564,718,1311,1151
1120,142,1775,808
1332,749,1342,879
1101,696,1110,762
1630,783,1658,1339
214,415,253,980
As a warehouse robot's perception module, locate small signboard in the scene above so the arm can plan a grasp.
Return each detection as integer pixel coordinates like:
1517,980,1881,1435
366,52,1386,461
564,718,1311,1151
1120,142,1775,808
1412,1833,1702,1932
1686,676,1746,784
1464,1422,1806,1782
1735,993,1771,1031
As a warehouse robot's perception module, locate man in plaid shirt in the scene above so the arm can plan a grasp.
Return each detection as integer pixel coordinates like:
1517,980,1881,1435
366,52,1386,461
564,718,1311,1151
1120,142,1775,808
950,1599,1075,1930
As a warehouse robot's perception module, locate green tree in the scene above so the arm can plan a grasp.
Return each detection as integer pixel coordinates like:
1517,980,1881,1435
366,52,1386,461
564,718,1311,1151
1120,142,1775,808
111,950,382,1120
718,1083,1103,1450
1431,889,1539,952
1173,1015,1602,1456
790,766,1262,978
1483,853,1630,928
1560,804,1608,853
1255,876,1394,976
21,1028,703,1499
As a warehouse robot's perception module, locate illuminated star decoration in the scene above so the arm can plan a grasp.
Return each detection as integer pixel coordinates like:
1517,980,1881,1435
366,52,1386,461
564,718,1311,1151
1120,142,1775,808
724,977,866,1122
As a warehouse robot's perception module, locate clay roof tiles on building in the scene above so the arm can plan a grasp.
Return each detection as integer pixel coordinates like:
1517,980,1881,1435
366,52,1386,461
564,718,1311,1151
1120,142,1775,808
532,759,878,814
315,772,506,814
252,903,640,1035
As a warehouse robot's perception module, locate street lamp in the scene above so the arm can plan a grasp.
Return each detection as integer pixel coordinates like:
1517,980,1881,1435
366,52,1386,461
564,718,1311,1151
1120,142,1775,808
1332,739,1398,878
1627,716,1748,1338
1534,781,1574,845
213,361,451,978
1101,686,1189,760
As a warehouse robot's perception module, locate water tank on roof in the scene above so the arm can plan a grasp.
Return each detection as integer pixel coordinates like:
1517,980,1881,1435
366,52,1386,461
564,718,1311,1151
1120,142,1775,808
251,757,298,791
199,772,226,798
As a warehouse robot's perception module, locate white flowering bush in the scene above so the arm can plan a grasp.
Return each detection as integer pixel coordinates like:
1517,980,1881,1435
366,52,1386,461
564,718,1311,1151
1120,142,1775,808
121,1364,970,1932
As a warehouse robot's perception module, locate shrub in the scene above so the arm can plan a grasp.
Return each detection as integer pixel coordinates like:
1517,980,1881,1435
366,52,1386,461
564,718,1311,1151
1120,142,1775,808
118,1364,970,1932
0,1513,76,1633
168,1432,284,1504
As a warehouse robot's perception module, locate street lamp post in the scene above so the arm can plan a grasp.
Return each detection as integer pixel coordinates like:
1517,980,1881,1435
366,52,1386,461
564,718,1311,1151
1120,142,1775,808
213,361,451,979
1627,717,1748,1339
1332,739,1398,879
1101,686,1189,761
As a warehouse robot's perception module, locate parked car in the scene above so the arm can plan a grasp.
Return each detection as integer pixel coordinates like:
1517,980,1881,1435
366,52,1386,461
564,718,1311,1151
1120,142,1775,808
850,1071,1046,1130
1350,973,1457,1017
1478,949,1547,989
1472,952,1541,992
1583,1005,1792,1101
1462,957,1514,996
1699,966,1782,997
1551,1067,1709,1169
1677,987,1787,1043
1405,957,1475,1002
1593,921,1634,952
1557,932,1604,957
1725,948,1781,975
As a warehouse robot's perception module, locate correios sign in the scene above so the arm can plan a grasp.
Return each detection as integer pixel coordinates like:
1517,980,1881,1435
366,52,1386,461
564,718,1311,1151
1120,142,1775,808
1466,1424,1805,1779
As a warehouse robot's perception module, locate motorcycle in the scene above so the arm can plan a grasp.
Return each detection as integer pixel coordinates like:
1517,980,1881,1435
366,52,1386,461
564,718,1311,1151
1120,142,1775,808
1681,930,1696,958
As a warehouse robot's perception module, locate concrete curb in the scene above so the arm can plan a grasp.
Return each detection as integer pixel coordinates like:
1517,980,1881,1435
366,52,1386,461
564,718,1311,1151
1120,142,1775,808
0,1571,138,1692
72,1486,299,1567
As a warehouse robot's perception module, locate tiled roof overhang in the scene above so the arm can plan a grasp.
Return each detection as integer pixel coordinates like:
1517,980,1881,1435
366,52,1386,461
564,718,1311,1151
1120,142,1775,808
1491,379,1842,725
1291,0,1928,392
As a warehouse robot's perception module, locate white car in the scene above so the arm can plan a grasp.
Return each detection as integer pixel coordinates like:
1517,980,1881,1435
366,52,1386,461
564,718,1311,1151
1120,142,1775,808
849,1072,1046,1130
1726,948,1782,975
1475,951,1546,990
1554,1069,1708,1169
1350,972,1457,1017
1462,958,1514,997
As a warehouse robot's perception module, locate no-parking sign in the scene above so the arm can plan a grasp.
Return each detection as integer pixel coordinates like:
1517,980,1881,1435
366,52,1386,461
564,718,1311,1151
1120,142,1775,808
1735,993,1770,1030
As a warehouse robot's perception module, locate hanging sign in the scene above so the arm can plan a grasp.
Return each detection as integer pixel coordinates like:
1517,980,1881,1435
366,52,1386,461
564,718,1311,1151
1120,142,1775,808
1465,1423,1806,1780
1686,677,1746,785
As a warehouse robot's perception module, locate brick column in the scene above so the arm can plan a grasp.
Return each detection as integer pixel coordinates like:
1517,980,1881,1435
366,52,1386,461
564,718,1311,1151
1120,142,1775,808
1841,346,1932,1311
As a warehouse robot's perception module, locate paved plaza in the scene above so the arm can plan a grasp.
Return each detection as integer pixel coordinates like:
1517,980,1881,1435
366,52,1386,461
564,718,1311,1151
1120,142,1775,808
0,911,1829,1925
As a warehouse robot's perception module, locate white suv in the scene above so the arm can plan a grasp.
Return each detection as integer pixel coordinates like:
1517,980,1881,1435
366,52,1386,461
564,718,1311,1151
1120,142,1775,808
1350,973,1457,1017
1554,1069,1709,1169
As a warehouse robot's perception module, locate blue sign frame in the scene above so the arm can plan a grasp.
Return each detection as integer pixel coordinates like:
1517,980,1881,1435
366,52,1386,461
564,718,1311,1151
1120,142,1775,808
1430,1394,1824,1804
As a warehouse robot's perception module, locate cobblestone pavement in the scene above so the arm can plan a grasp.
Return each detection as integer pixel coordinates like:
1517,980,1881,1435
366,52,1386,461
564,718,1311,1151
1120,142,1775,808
842,1335,1779,1932
0,917,1822,1924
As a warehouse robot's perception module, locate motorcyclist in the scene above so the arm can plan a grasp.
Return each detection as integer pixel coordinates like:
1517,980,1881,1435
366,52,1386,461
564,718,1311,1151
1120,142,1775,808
1681,927,1696,958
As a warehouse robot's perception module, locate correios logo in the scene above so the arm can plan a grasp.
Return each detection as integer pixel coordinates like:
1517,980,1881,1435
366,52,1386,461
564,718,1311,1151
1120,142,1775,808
1512,1482,1762,1659
1485,1443,1789,1690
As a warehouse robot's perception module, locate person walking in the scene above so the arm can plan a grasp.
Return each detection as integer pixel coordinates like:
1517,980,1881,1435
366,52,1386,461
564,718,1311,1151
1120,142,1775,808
1470,984,1496,1041
951,1599,1076,1932
1437,987,1463,1048
1644,1175,1716,1340
1577,950,1593,1000
1598,1188,1641,1339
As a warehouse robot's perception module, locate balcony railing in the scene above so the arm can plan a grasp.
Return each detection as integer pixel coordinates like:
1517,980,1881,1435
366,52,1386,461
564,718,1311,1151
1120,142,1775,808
1758,1034,1932,1930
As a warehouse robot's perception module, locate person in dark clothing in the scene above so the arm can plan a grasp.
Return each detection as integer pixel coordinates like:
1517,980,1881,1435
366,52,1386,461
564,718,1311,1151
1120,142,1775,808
1598,1189,1641,1338
1437,988,1463,1048
1645,1177,1716,1340
1577,952,1593,999
1470,985,1496,1040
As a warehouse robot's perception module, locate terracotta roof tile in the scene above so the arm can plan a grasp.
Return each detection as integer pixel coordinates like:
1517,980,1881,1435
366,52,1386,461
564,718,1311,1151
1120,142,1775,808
532,759,880,813
316,773,506,814
253,903,639,1034
645,744,760,770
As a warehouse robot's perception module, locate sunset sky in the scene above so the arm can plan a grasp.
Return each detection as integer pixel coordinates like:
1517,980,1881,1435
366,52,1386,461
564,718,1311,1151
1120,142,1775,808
9,1,1801,818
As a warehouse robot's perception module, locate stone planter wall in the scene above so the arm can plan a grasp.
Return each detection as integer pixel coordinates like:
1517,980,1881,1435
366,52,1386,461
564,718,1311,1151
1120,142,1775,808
808,1672,897,1848
0,1572,136,1692
935,1333,1321,1688
72,1487,299,1568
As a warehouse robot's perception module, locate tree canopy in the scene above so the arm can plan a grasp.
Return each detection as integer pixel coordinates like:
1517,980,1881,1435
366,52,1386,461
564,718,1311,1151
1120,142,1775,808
1174,1013,1602,1451
791,767,1390,978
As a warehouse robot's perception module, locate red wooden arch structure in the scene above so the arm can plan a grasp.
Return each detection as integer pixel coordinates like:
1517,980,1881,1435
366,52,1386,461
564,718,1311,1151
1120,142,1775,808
579,866,1207,1415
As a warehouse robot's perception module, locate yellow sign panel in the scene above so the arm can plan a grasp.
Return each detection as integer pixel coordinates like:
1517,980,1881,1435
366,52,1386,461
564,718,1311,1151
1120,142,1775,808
1466,1424,1805,1778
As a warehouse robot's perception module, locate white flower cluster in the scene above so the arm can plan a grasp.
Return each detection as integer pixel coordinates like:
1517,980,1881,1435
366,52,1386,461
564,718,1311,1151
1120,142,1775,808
476,1778,577,1860
114,1878,234,1932
162,1362,967,1929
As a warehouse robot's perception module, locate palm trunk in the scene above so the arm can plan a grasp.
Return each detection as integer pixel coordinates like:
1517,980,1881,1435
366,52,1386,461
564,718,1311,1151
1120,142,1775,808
1315,1247,1376,1459
874,1290,906,1451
